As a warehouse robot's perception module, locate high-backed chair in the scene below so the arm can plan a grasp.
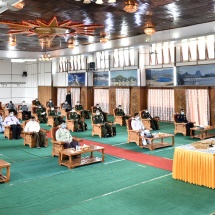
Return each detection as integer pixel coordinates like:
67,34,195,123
126,118,142,147
139,110,152,130
60,103,67,116
17,105,22,120
47,109,58,127
51,127,83,157
173,113,187,136
66,112,79,132
31,107,39,121
3,103,9,117
91,115,108,138
113,108,124,126
4,123,24,140
0,102,4,118
23,120,48,148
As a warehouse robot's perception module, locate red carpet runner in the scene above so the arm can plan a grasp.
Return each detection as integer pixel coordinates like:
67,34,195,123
81,139,173,172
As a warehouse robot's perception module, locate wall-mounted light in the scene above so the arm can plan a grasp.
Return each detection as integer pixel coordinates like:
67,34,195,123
124,0,138,13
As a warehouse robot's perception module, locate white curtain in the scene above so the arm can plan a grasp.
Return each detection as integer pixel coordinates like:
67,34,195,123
116,88,130,114
94,89,109,113
148,89,174,121
57,88,67,107
186,89,210,126
71,88,80,107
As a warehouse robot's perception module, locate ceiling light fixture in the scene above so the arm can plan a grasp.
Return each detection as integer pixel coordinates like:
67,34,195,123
13,0,25,9
83,0,91,3
108,0,116,3
96,0,104,4
8,34,16,46
124,0,138,13
68,39,75,49
100,32,109,44
144,14,156,35
39,53,52,61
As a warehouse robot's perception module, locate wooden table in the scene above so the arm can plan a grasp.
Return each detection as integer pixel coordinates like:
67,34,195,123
58,145,105,169
172,141,215,189
190,126,215,140
142,133,174,150
0,160,11,183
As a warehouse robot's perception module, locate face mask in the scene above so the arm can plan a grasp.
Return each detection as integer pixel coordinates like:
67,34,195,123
51,108,54,110
71,109,76,112
145,110,148,113
96,112,100,115
31,118,35,121
61,124,66,129
10,113,14,117
39,106,41,109
49,100,52,102
136,116,140,120
36,99,38,101
181,111,184,115
23,103,26,105
96,106,99,108
118,106,122,109
65,102,67,104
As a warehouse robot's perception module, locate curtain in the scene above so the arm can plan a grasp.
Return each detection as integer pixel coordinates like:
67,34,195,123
94,89,109,113
186,89,210,126
148,89,174,121
116,88,130,114
71,88,80,107
57,88,67,107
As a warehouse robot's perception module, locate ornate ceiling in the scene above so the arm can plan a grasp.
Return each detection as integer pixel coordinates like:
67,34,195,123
0,0,215,52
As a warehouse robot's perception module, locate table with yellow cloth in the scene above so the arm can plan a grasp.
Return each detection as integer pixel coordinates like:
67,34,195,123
172,142,215,189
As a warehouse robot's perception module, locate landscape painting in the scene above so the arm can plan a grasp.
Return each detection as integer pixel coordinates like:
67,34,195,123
177,65,215,86
93,72,109,86
146,68,174,87
110,70,138,86
68,73,85,86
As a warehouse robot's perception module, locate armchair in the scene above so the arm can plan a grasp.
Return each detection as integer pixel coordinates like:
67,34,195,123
139,110,152,130
113,108,124,126
173,113,187,136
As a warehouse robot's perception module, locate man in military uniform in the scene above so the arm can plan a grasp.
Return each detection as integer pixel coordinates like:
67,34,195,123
62,101,72,112
75,101,89,119
92,110,116,137
36,105,47,123
48,107,63,126
69,108,87,131
66,91,72,107
93,104,108,122
46,99,55,109
33,98,41,106
176,108,194,136
6,101,17,114
19,101,31,120
142,110,159,130
115,105,130,125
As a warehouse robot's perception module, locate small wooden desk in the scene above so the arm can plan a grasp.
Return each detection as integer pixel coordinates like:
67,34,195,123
58,145,105,169
190,126,215,140
0,160,11,183
142,133,174,150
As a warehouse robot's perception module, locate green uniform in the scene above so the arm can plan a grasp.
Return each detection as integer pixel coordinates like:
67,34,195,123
36,107,47,123
69,112,87,131
92,114,115,137
75,104,89,119
142,111,159,130
33,100,41,106
93,107,107,122
116,108,130,125
48,110,63,126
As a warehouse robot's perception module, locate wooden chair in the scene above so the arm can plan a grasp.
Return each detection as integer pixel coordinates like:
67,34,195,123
3,103,9,117
50,127,83,157
173,113,187,136
126,118,142,147
4,123,24,140
47,109,58,127
31,107,39,121
22,120,48,148
17,105,23,120
139,110,152,130
113,108,124,126
91,115,105,138
66,112,78,132
0,102,4,118
60,103,67,116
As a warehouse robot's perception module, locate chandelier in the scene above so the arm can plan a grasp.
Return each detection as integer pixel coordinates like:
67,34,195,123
13,0,25,9
144,22,155,35
8,34,16,46
39,53,52,61
124,0,138,13
68,39,75,49
100,37,109,44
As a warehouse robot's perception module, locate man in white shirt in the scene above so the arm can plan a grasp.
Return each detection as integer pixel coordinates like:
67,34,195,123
0,115,4,133
56,121,79,149
3,112,22,140
131,112,151,145
24,116,47,148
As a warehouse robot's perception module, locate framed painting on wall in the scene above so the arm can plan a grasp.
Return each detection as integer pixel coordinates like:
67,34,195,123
93,72,109,86
110,70,138,86
146,68,174,87
177,64,215,86
68,73,86,86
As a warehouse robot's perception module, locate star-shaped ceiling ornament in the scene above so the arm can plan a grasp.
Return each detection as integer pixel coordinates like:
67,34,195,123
0,16,104,47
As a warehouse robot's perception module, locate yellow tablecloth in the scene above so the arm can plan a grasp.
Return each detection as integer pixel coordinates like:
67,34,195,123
172,144,215,189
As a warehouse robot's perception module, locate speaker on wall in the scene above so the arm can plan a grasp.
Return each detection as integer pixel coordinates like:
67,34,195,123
89,62,95,69
22,71,27,77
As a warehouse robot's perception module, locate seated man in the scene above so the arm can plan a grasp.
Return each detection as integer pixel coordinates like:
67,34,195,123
0,115,4,133
115,105,130,125
46,99,55,109
142,110,159,130
36,105,47,123
3,111,22,140
69,107,87,131
93,104,107,122
24,116,47,149
131,113,151,145
19,101,31,120
75,101,89,119
6,101,17,114
176,109,194,136
33,98,41,106
92,110,116,137
62,101,72,112
48,107,63,126
56,121,79,149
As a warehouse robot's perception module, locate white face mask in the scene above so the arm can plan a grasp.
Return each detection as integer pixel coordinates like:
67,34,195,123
118,106,122,109
96,106,99,108
39,106,42,109
51,108,54,110
61,124,66,129
145,110,148,113
136,116,140,120
23,103,26,105
49,100,52,103
181,111,184,115
96,112,100,115
65,101,67,104
10,113,14,117
71,109,76,112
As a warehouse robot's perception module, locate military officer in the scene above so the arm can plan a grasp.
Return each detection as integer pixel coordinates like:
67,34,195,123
19,101,31,120
48,107,63,126
142,110,159,130
93,104,107,122
69,107,87,131
75,101,89,119
33,98,41,106
115,105,130,125
46,99,55,109
36,105,47,123
62,101,72,112
92,110,116,137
